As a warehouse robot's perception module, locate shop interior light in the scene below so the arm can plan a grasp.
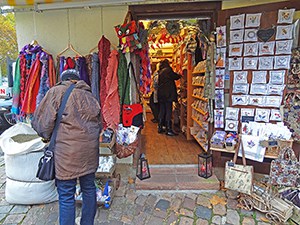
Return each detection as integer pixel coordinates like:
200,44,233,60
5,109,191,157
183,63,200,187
35,0,145,11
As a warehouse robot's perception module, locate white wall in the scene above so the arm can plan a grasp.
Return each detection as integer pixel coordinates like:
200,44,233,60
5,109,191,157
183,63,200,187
15,6,128,58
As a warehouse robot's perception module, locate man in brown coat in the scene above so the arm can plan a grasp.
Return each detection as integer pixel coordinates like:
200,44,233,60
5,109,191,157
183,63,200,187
32,69,101,225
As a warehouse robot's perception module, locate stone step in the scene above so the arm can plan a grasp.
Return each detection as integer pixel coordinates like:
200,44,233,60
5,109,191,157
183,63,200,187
135,164,220,191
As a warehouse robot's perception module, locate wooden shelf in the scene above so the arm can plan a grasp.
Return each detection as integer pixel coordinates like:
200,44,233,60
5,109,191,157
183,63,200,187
192,83,205,87
192,95,208,102
210,147,278,159
192,70,206,75
191,106,207,115
191,117,208,131
192,134,208,152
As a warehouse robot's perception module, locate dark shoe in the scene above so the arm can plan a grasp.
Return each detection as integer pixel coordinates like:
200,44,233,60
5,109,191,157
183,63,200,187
166,121,178,136
158,119,166,133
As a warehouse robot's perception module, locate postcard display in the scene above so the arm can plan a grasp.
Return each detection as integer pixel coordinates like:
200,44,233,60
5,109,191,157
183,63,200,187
214,9,296,162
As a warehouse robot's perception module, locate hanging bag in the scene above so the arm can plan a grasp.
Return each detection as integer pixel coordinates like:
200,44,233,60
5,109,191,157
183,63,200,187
269,147,300,187
224,141,254,195
36,84,75,181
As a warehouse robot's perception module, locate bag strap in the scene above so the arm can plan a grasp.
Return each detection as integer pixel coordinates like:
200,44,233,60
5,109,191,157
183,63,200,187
233,136,247,166
48,83,76,151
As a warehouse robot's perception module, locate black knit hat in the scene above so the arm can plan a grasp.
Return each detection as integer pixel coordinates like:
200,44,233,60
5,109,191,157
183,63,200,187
60,69,80,81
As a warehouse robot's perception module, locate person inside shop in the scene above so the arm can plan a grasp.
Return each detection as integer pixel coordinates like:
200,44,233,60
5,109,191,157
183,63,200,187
149,63,160,123
157,59,181,136
32,69,101,225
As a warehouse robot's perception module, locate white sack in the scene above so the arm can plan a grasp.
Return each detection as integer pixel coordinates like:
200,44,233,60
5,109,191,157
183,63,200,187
5,177,58,205
0,123,45,155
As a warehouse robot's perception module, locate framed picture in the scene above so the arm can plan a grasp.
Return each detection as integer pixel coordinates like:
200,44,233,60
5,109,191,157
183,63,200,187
215,89,224,109
225,107,240,120
250,84,268,95
255,108,270,123
245,13,261,28
244,29,258,42
270,109,282,121
230,30,244,43
258,41,275,56
277,8,295,24
229,57,243,71
274,55,291,69
244,57,258,70
269,70,285,84
230,14,245,30
244,43,258,56
216,74,225,89
214,109,224,128
258,57,274,70
229,44,243,57
225,120,239,132
265,96,282,107
276,25,294,40
267,84,285,95
233,84,249,94
232,95,248,105
216,47,226,68
252,71,267,84
248,95,265,106
241,108,255,117
275,40,293,55
233,71,248,84
216,26,227,47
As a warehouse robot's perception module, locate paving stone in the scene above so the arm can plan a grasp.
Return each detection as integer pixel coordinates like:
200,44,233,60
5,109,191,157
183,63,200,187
242,217,255,225
155,199,170,212
179,208,194,218
135,194,148,206
146,216,164,225
179,216,194,225
47,212,58,223
215,191,226,198
114,185,126,197
189,193,198,201
121,214,134,224
213,204,226,216
143,204,154,214
212,215,222,224
132,212,149,225
125,190,138,204
226,209,240,225
195,206,212,221
146,195,158,206
0,205,13,214
226,198,238,210
3,214,25,224
196,218,209,225
96,208,109,222
166,211,178,225
108,210,123,221
225,190,239,199
153,208,167,219
102,220,123,225
10,205,30,214
170,197,182,211
196,194,212,208
182,197,195,210
240,209,253,217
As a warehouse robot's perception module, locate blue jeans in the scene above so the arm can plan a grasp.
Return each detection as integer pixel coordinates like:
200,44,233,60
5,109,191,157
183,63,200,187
56,173,97,225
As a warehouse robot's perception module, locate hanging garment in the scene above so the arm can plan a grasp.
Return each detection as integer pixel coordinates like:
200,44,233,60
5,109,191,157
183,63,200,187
11,58,21,115
36,52,50,108
85,54,93,85
117,51,129,105
48,55,56,87
78,57,90,86
90,53,100,103
63,57,75,70
102,50,120,129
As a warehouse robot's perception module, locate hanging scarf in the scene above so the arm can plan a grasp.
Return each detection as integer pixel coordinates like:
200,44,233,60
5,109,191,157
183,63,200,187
36,52,50,108
11,58,21,115
78,57,90,85
91,53,100,103
117,51,129,105
48,55,56,87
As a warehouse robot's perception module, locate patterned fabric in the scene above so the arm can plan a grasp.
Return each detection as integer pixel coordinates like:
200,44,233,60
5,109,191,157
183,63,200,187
36,53,50,108
90,53,100,103
11,58,21,115
78,57,90,86
117,51,129,105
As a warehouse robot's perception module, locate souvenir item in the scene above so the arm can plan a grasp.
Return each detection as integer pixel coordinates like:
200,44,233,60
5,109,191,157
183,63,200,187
115,124,139,158
244,29,258,42
275,40,293,55
274,55,291,69
276,25,294,40
252,71,267,84
233,84,249,94
214,109,224,128
241,122,251,134
265,96,282,107
288,48,300,89
232,95,248,105
268,84,285,95
244,43,258,56
269,70,285,84
216,26,227,47
225,120,239,132
250,84,268,95
245,13,261,28
270,109,282,121
248,95,265,106
216,48,226,68
225,142,253,195
277,8,295,24
230,30,244,43
241,134,266,162
229,57,243,71
258,56,274,70
255,108,270,122
215,89,224,109
225,107,240,120
258,41,275,56
257,27,275,42
215,73,225,89
243,57,258,70
229,44,243,57
230,14,245,30
269,147,300,187
233,71,248,84
241,108,255,117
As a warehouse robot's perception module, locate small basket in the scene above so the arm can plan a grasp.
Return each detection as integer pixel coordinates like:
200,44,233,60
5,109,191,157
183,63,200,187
225,142,236,151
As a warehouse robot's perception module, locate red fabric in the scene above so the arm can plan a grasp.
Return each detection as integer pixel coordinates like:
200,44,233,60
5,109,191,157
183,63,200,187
63,57,75,70
122,103,143,127
19,55,27,111
22,54,42,114
102,50,120,130
48,55,56,87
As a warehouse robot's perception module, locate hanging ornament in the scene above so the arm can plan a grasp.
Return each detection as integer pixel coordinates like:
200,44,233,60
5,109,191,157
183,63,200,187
166,21,180,35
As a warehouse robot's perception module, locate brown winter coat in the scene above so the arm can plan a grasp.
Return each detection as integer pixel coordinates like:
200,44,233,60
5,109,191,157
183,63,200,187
32,80,101,180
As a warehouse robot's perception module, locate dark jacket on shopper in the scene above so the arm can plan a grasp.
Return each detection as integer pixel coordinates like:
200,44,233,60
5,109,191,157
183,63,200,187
157,66,181,103
32,80,101,180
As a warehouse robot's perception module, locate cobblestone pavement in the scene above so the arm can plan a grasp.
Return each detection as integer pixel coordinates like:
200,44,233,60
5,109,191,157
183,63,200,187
0,157,297,225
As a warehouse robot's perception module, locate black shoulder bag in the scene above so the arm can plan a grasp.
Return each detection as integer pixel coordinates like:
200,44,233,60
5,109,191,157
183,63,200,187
36,84,75,181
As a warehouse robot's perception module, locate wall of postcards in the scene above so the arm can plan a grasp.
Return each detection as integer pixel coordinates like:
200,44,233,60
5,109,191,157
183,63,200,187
214,8,297,133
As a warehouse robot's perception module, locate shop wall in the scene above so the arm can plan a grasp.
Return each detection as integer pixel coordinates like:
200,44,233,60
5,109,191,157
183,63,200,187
15,6,127,57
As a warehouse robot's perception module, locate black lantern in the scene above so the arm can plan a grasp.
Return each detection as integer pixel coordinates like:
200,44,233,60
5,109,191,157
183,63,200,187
136,153,151,180
198,152,213,178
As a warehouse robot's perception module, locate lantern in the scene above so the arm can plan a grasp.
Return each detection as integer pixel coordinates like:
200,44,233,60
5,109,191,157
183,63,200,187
136,153,151,180
198,152,213,178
